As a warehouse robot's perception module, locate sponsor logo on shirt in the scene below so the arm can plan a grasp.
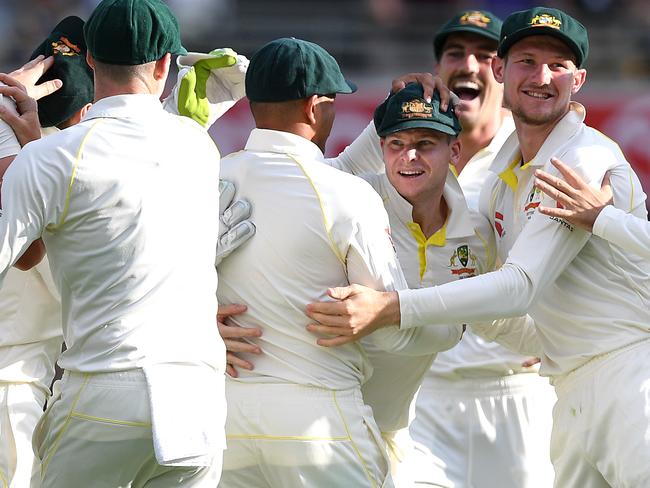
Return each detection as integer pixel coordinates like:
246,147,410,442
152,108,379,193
449,244,477,277
495,211,505,237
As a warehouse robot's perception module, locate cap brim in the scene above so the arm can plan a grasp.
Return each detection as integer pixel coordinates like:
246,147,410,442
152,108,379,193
498,27,582,66
378,119,459,138
340,79,357,94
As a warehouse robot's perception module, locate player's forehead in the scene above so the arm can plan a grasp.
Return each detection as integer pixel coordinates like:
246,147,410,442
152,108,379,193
508,35,576,63
441,32,498,53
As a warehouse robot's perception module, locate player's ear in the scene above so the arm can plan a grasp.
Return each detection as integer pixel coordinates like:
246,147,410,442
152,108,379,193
304,95,318,125
571,68,587,95
449,137,461,166
492,56,505,83
86,52,95,70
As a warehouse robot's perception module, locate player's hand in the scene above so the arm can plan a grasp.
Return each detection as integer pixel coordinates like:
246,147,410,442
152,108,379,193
216,179,256,266
521,357,541,368
217,303,262,377
534,157,613,232
305,285,400,347
175,48,249,127
8,55,62,101
0,73,41,146
390,73,456,111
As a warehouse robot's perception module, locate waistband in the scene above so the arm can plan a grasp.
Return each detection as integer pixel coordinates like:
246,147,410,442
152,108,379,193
421,370,550,396
61,369,147,388
226,380,364,402
553,337,650,393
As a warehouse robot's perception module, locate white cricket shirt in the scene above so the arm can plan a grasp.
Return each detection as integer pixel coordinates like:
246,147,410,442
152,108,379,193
0,94,225,374
399,102,650,377
218,128,448,392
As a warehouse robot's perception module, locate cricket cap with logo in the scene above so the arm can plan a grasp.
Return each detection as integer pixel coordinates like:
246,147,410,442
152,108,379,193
433,10,502,60
245,37,357,102
373,83,462,138
497,7,589,68
30,16,94,128
84,0,187,65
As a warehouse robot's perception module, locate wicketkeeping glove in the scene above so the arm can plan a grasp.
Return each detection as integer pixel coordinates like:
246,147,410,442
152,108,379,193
216,179,256,266
163,48,249,128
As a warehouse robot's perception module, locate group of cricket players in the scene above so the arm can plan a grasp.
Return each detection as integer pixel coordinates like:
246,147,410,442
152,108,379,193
0,0,648,487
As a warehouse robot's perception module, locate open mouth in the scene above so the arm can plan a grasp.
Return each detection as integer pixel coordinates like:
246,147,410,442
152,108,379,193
451,80,481,101
398,170,425,178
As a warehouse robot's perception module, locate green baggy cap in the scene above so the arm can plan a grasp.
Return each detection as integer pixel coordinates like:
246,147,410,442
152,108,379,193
84,0,187,66
30,16,94,128
245,37,356,103
434,10,502,60
498,7,589,68
374,83,462,138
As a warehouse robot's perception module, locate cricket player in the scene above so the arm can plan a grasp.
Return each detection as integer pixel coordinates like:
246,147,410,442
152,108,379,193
0,16,92,488
0,0,227,485
406,10,555,487
535,157,650,261
307,7,650,487
217,37,460,488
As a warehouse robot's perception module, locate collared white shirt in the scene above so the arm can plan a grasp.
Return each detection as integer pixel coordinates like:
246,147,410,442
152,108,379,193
218,128,444,393
399,102,650,377
0,94,224,373
457,115,515,212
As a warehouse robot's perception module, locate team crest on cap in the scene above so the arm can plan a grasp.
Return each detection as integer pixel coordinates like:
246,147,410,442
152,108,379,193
51,37,81,57
530,14,562,30
459,11,491,28
449,244,478,277
401,99,433,119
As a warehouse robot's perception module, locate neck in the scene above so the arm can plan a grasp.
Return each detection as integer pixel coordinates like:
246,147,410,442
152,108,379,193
93,82,159,102
411,190,447,238
456,108,508,174
515,107,570,163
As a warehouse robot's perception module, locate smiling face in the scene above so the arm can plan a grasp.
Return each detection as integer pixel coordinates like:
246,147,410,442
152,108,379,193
436,32,502,131
492,35,586,129
381,128,460,206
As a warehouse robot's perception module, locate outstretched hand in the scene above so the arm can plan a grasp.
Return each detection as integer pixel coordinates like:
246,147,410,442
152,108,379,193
390,73,456,110
534,157,613,232
0,73,41,146
305,285,400,347
8,55,63,101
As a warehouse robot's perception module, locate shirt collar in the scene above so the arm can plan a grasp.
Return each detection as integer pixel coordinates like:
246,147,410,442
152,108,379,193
84,94,163,120
382,168,476,240
489,101,586,177
244,128,325,161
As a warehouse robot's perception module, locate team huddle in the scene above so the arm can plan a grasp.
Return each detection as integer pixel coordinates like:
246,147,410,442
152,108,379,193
0,1,648,487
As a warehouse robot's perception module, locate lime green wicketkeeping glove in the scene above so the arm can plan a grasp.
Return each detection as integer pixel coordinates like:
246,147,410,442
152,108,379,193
163,48,249,129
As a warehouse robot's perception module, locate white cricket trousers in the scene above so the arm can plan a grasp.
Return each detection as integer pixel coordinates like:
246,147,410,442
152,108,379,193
551,338,650,488
409,372,555,488
33,370,222,488
219,381,393,488
0,382,47,488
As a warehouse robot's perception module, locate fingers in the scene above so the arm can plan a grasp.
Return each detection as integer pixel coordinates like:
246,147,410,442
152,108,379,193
31,78,63,101
217,302,247,319
306,312,353,329
226,364,238,377
317,335,358,347
218,179,236,210
550,157,584,189
0,78,29,100
218,323,262,341
537,205,571,219
226,352,256,371
433,75,451,111
533,174,573,207
222,199,252,227
521,357,541,367
305,298,348,318
326,286,354,301
222,337,261,354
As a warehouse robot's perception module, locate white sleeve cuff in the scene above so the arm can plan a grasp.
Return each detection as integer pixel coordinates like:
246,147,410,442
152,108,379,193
592,205,619,238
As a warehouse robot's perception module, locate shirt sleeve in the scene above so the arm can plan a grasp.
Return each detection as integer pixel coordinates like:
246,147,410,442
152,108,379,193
0,144,62,286
341,186,463,353
398,157,613,330
326,121,386,176
470,315,543,357
592,205,650,259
